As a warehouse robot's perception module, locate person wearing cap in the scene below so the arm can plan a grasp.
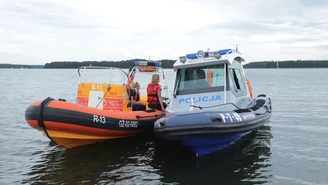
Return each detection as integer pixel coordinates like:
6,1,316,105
195,68,208,88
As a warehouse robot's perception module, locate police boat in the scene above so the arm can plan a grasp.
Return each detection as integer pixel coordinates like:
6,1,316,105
153,49,272,156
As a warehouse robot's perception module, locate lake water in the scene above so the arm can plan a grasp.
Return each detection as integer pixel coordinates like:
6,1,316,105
0,68,328,185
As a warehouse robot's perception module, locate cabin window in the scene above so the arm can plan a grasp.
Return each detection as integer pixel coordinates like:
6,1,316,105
229,60,246,97
174,64,228,95
230,69,241,90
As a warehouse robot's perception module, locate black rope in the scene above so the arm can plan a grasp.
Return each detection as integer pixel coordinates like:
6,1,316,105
37,97,56,144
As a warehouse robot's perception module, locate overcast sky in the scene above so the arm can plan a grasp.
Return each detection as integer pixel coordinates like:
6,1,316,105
1,0,328,65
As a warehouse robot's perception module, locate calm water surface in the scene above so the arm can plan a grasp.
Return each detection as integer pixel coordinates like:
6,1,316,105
0,68,327,185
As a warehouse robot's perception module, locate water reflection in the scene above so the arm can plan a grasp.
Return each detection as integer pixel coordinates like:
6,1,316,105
22,134,161,185
22,126,272,185
152,125,273,185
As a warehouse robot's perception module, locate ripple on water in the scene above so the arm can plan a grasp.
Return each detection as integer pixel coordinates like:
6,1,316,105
274,175,328,185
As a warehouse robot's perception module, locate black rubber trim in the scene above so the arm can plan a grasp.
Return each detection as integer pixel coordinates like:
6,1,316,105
250,99,265,111
234,99,265,113
136,114,161,119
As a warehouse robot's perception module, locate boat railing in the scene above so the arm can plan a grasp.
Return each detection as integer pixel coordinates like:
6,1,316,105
128,65,169,104
77,66,129,86
78,66,128,77
189,102,242,110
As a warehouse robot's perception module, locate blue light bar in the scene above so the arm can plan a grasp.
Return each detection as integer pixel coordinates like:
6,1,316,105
134,61,147,66
186,49,232,59
186,53,197,59
219,49,232,55
134,61,161,67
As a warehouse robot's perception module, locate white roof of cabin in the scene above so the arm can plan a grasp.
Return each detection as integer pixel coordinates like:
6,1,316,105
173,50,246,71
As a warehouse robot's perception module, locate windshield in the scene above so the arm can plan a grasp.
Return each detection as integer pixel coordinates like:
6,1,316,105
80,68,128,85
174,63,228,95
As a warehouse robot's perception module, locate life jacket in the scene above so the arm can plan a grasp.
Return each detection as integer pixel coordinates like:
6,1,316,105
206,70,213,87
246,78,253,98
147,83,160,104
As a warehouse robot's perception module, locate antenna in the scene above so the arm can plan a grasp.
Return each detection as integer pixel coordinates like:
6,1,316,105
236,44,238,52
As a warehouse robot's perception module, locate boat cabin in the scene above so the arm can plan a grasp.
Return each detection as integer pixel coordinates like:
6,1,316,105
168,49,252,113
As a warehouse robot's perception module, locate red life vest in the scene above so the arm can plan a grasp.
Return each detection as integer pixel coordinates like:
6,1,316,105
147,83,160,104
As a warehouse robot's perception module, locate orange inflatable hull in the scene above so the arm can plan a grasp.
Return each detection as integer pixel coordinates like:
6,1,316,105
25,98,164,149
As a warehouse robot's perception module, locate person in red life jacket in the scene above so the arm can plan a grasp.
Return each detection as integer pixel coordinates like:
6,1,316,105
129,82,146,111
147,74,167,112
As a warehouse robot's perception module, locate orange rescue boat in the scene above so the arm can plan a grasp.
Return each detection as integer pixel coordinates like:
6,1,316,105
25,63,169,149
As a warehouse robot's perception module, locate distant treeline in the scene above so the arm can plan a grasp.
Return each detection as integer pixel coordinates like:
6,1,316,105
44,59,176,69
0,64,43,69
1,59,328,69
244,60,328,68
